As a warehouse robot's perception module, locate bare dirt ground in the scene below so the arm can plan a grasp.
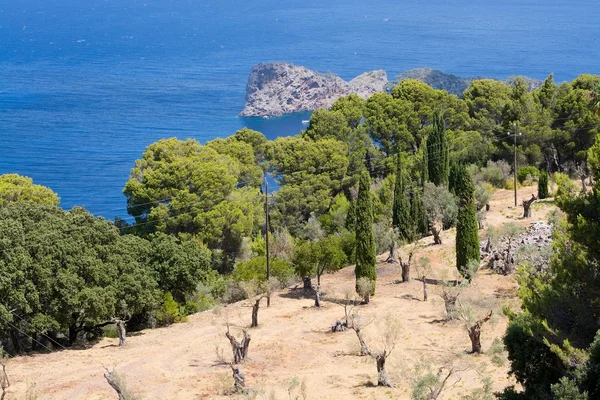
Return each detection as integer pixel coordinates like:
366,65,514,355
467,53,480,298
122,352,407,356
5,185,554,400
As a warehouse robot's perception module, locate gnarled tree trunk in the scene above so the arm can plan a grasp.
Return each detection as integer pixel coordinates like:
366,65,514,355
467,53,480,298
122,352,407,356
104,370,126,400
303,277,312,290
226,330,251,364
313,285,321,308
251,299,261,328
231,364,247,394
386,242,396,263
376,350,394,387
467,311,493,353
441,291,459,319
422,278,428,301
431,225,443,245
400,252,413,283
352,326,370,356
522,194,537,218
111,318,127,346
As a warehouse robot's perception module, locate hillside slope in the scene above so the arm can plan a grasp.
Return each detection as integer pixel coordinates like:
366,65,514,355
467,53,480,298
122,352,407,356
5,185,552,400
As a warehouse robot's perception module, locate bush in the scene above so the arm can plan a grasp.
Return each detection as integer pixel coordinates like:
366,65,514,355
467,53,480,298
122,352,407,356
155,292,186,326
231,256,294,284
478,160,511,188
504,179,522,191
517,166,539,184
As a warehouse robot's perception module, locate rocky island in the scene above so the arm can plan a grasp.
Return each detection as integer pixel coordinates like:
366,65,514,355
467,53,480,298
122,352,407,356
239,62,388,118
239,63,541,118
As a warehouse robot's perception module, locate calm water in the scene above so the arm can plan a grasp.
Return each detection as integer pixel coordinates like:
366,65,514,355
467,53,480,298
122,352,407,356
1,0,598,219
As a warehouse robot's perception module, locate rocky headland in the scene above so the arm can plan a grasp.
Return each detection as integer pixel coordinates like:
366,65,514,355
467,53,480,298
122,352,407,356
239,62,387,118
239,63,541,118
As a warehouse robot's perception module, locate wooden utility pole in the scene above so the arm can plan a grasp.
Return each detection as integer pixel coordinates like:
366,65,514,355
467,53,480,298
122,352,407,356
264,172,271,307
513,122,522,207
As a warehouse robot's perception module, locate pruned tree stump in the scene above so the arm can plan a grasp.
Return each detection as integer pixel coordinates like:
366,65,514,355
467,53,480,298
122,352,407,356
522,194,537,218
331,320,347,332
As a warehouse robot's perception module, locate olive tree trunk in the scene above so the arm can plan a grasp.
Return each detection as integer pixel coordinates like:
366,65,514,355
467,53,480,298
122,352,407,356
400,252,413,283
231,364,247,394
467,311,493,353
314,285,322,308
522,194,537,218
251,299,261,328
226,330,251,364
431,226,443,245
422,278,428,301
441,291,459,319
376,350,394,387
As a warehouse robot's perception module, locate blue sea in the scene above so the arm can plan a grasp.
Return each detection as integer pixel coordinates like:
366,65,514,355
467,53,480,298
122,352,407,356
1,0,598,220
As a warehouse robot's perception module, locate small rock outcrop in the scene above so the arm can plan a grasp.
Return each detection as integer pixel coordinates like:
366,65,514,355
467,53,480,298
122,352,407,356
239,62,387,118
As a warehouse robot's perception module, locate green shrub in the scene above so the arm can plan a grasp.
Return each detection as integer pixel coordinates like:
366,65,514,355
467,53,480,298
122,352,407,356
231,256,294,284
156,292,186,326
102,325,120,338
479,160,511,188
517,166,540,184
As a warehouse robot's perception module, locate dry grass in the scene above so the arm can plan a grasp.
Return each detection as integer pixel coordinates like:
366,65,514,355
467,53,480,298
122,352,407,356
4,184,554,399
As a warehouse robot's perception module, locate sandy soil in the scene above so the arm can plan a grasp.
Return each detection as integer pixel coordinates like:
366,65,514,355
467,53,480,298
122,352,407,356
4,185,554,400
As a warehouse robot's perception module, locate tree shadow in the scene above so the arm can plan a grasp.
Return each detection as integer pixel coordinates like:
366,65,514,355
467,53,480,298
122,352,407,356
424,278,460,286
397,294,420,301
278,287,314,300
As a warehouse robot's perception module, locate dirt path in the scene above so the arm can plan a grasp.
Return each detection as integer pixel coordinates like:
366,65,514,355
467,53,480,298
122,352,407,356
4,185,554,399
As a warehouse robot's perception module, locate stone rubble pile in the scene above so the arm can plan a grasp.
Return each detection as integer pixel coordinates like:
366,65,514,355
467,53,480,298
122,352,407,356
482,221,553,275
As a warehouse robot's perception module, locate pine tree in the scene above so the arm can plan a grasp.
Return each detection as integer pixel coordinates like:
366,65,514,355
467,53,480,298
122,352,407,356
455,165,480,280
538,170,549,199
427,109,449,186
392,153,411,241
355,170,377,294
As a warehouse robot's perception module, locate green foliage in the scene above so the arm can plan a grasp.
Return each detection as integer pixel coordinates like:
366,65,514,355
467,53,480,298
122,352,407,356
267,136,349,235
155,292,185,326
551,377,589,400
456,203,480,280
422,183,458,230
410,187,428,240
0,174,60,206
503,137,600,396
0,203,163,343
232,256,294,284
354,171,376,294
292,236,347,283
392,153,412,241
331,93,365,129
123,138,262,267
503,313,564,398
455,165,479,279
517,166,540,184
427,109,450,186
303,109,352,141
538,170,549,199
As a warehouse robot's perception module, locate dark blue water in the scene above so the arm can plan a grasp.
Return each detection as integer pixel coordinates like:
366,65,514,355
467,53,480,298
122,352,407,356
1,0,598,219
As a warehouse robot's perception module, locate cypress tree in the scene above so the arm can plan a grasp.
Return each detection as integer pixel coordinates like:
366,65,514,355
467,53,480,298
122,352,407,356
392,153,411,241
448,161,461,195
538,170,549,199
427,109,449,186
410,187,428,240
421,143,429,186
455,165,480,281
355,170,377,294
